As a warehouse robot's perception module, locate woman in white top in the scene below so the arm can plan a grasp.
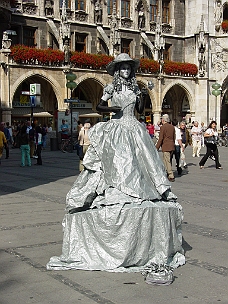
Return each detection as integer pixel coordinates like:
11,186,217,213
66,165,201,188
78,122,91,171
199,121,222,169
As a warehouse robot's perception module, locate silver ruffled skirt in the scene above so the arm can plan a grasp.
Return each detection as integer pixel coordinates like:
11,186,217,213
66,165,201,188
47,117,185,272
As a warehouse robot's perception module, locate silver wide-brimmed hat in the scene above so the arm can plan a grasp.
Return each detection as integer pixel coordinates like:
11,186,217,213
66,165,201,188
106,53,140,76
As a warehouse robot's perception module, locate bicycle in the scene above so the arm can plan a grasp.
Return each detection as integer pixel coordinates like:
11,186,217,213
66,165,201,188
61,137,78,153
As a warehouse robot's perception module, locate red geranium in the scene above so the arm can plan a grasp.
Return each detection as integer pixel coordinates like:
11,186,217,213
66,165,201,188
221,20,228,31
164,60,198,76
140,58,160,74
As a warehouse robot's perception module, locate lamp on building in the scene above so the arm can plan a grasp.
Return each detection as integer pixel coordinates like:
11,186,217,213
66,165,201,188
211,82,221,122
66,72,77,152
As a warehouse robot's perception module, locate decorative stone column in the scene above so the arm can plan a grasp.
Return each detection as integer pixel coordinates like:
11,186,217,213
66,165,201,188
153,111,161,125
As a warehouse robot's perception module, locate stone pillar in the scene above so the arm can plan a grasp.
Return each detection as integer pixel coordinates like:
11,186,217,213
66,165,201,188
1,110,12,125
0,50,12,123
153,111,161,125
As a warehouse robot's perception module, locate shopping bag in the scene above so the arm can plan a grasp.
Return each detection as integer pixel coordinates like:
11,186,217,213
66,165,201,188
179,151,185,168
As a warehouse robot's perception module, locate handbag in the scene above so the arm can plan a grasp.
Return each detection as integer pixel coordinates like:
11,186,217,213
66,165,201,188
204,135,218,145
179,151,185,168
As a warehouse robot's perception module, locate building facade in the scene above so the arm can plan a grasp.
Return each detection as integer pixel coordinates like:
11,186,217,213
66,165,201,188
0,0,228,129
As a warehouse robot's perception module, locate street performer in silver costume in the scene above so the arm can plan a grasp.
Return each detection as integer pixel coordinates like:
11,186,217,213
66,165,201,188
47,54,185,283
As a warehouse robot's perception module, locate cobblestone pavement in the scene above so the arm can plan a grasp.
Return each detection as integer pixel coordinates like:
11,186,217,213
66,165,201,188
0,145,228,304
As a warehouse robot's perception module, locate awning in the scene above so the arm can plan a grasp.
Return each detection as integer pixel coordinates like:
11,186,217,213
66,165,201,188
79,113,102,118
24,112,53,117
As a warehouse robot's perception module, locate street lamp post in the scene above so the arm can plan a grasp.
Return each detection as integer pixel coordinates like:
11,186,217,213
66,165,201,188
66,72,77,152
211,82,221,122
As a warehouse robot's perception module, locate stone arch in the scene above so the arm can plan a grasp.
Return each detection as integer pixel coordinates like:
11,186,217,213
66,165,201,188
11,70,63,109
76,73,108,87
74,74,108,109
161,80,194,112
137,78,157,108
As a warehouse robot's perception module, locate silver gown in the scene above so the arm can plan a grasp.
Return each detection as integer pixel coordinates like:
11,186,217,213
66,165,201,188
47,89,185,272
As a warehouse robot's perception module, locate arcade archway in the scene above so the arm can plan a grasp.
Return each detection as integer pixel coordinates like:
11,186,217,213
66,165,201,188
162,84,191,123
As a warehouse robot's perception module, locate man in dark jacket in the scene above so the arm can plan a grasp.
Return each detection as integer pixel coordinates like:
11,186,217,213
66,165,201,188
156,114,175,182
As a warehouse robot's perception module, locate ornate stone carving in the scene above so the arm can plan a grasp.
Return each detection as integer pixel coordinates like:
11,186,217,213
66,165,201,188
121,17,133,28
75,10,88,22
214,0,223,31
94,0,102,24
198,16,206,77
109,1,120,56
45,0,54,17
211,38,227,72
22,3,37,15
150,22,156,32
1,31,12,50
162,23,172,34
138,5,145,30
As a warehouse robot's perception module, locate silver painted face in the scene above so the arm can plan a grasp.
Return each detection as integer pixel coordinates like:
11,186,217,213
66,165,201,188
119,63,131,79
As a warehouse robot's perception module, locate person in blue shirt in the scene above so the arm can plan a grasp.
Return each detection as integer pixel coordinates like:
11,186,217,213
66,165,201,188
60,119,69,139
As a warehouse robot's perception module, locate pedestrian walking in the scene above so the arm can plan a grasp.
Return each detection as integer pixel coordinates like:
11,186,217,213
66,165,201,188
0,125,7,165
29,123,36,158
78,122,91,172
154,121,161,143
199,121,222,169
171,119,183,176
146,122,154,138
179,121,192,168
35,126,43,165
18,125,31,167
191,121,202,157
156,114,175,182
1,122,10,159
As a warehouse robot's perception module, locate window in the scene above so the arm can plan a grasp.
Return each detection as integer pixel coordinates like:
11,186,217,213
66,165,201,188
121,0,130,18
163,44,171,61
75,0,85,10
121,39,131,54
107,0,114,15
59,0,72,8
162,1,170,24
23,27,36,47
75,34,87,52
223,5,228,20
150,0,158,22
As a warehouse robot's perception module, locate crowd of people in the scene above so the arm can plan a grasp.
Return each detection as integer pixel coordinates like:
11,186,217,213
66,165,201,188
0,116,225,174
0,120,52,166
138,116,224,181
